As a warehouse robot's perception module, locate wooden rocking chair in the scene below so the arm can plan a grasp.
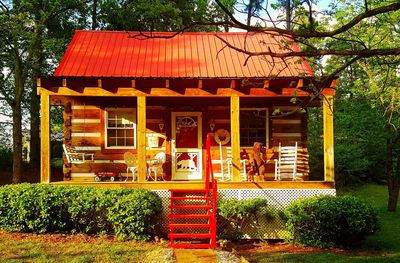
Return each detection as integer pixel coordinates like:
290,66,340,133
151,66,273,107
274,142,298,180
62,144,94,164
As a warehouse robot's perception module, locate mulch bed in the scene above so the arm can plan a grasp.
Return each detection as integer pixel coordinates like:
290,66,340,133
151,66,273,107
220,240,385,257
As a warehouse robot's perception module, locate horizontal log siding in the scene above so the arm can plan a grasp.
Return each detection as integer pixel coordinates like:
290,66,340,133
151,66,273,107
270,106,309,179
61,99,309,182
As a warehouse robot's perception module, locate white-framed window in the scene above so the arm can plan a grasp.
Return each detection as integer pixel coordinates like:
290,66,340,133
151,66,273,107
240,108,269,148
105,108,136,149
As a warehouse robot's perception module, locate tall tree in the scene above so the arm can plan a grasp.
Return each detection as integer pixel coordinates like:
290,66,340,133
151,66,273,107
212,0,400,210
0,0,89,183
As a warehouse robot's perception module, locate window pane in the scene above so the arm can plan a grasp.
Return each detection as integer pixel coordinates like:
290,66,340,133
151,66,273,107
126,138,134,146
117,138,125,146
105,108,136,148
107,137,116,147
240,109,267,147
126,129,134,137
108,119,116,128
108,129,116,138
117,129,125,137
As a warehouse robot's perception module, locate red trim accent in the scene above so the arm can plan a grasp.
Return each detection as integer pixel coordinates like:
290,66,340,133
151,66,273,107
167,133,217,249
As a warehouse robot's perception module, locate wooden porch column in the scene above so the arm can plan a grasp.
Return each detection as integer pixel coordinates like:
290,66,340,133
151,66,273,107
40,94,50,184
137,96,147,182
230,95,241,182
323,95,335,182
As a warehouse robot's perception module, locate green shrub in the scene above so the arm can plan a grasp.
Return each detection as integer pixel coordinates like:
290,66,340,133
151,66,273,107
63,187,132,234
108,189,162,241
0,184,162,240
285,195,379,248
217,198,271,240
0,184,67,233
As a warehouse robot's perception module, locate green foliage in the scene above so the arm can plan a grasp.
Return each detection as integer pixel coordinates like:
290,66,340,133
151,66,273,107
108,189,162,241
0,184,67,233
0,184,162,240
285,195,379,248
98,0,235,32
217,198,271,240
63,187,132,234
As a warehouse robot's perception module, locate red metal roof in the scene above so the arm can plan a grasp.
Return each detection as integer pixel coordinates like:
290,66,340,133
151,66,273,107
54,31,314,78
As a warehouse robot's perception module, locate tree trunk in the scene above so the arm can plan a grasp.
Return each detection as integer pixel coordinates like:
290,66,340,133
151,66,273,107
247,0,254,26
286,0,291,30
30,13,44,177
92,0,98,30
11,53,25,183
387,137,400,212
12,103,23,184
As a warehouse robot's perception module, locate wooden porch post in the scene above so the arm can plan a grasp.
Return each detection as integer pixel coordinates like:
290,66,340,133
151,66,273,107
230,95,241,182
323,95,335,182
137,96,147,182
40,94,50,184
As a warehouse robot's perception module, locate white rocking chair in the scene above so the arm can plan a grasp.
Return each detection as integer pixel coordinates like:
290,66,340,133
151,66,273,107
218,143,248,181
63,144,94,164
274,142,298,180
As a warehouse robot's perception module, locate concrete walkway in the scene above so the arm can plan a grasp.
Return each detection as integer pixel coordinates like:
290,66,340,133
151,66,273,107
174,249,217,263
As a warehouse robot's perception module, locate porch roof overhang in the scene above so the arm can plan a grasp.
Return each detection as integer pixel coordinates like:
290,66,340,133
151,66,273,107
37,76,336,101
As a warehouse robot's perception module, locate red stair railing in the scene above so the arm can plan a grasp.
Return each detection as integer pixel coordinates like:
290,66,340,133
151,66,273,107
167,133,217,249
205,133,217,248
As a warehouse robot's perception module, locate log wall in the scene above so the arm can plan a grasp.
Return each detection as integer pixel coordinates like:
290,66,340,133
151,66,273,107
59,98,309,182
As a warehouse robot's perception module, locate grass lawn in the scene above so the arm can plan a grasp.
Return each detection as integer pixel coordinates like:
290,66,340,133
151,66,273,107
0,232,173,263
243,184,400,263
1,184,398,263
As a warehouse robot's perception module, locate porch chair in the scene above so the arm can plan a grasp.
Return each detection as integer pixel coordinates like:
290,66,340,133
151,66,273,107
124,152,138,182
218,143,248,181
62,144,94,164
147,152,166,181
274,142,298,180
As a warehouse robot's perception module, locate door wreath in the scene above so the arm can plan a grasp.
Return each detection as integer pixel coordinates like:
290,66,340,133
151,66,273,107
214,129,230,145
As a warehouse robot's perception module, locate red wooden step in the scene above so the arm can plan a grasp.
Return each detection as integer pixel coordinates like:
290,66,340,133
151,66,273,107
168,233,211,239
169,205,212,209
168,189,210,193
168,214,212,219
170,197,210,201
169,223,211,229
169,243,212,249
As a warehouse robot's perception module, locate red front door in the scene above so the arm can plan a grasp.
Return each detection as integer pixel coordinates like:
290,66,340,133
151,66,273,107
171,112,202,180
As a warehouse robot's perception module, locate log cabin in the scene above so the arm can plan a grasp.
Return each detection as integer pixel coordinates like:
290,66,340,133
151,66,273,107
38,30,336,240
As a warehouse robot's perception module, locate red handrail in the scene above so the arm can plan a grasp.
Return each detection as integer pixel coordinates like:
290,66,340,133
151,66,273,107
205,133,217,248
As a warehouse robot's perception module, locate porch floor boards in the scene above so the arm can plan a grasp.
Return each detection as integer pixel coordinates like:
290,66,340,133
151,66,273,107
48,181,334,189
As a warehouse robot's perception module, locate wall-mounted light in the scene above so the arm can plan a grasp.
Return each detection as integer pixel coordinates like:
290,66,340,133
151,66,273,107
158,118,165,132
209,119,215,132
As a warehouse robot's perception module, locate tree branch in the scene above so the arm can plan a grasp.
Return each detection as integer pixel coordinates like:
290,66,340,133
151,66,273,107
215,0,400,38
215,35,400,58
0,1,10,13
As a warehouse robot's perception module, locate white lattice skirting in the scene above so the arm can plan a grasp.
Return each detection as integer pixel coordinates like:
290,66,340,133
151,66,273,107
153,188,336,239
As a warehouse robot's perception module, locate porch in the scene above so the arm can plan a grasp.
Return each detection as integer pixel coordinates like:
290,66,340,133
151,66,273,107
38,77,335,188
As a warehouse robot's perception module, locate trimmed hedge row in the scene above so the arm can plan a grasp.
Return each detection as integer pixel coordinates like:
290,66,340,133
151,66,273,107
0,184,162,240
285,195,379,248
